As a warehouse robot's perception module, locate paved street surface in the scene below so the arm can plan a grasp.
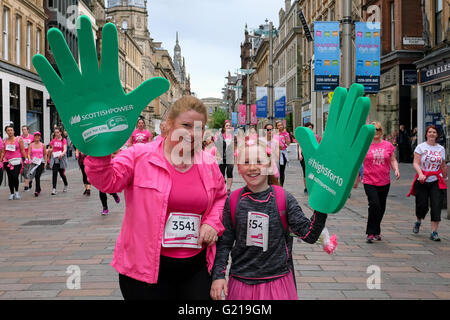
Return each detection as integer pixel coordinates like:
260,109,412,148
0,157,449,300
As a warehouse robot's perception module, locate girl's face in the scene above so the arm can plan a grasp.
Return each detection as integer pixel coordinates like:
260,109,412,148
167,110,206,153
137,119,144,130
22,127,29,136
224,122,232,130
238,146,271,191
426,128,438,143
6,127,14,137
34,134,41,143
276,122,284,131
54,129,61,138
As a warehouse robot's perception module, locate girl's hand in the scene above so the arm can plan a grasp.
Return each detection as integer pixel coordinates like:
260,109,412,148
198,224,218,246
210,279,228,300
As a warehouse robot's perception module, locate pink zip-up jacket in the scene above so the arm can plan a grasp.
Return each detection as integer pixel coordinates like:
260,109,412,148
84,137,227,284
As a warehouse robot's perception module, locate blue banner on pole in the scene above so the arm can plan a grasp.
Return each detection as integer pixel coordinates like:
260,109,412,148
314,21,340,91
355,22,380,93
274,87,286,118
231,112,238,127
256,87,268,118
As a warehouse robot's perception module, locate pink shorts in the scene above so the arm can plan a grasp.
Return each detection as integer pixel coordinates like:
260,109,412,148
226,270,298,300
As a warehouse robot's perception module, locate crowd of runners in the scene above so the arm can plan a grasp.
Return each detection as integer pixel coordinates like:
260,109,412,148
1,95,447,300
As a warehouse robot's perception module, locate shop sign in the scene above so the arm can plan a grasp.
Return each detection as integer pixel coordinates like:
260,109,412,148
419,60,450,84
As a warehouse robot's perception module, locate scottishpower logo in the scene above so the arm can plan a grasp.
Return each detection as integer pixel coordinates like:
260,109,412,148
70,115,81,125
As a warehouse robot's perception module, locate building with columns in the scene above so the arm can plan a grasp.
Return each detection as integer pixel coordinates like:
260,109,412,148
0,0,49,142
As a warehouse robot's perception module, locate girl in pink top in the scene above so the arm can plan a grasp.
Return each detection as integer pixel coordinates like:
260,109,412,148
49,127,68,195
85,96,227,300
127,118,152,146
27,131,47,196
1,125,26,199
21,125,33,191
362,122,400,243
275,121,291,186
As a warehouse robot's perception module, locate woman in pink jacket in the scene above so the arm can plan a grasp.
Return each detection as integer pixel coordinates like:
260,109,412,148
85,96,227,300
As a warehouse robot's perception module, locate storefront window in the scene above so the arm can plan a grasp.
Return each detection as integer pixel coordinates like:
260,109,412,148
26,88,43,139
9,82,20,134
424,80,450,160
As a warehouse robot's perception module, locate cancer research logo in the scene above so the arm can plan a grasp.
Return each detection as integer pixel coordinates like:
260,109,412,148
70,114,81,125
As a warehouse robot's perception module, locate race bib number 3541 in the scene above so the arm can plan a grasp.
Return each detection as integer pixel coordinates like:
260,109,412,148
162,213,202,249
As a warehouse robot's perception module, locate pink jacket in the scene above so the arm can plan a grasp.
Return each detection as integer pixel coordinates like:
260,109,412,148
84,138,227,284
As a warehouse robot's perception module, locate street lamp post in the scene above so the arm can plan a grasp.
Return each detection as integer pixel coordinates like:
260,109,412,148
239,65,255,128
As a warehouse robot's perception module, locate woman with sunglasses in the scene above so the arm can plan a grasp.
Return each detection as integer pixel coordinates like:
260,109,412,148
362,122,400,243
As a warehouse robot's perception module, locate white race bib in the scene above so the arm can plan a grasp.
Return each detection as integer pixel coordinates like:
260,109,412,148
246,211,269,252
162,213,202,249
32,157,42,165
5,144,16,152
24,142,29,149
8,158,21,166
52,151,62,158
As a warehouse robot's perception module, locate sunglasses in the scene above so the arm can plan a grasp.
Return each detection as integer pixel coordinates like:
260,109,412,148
375,128,382,131
266,129,272,131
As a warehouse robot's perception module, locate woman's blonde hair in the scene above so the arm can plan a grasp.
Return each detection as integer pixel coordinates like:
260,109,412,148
167,96,208,126
371,121,382,129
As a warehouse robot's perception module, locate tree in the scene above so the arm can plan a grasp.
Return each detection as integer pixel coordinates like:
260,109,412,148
209,108,228,129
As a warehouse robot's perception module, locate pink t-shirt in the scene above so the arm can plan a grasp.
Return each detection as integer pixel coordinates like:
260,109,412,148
130,129,152,145
161,158,208,259
21,134,33,154
50,138,67,153
30,143,45,160
279,131,291,150
363,140,395,186
3,137,23,161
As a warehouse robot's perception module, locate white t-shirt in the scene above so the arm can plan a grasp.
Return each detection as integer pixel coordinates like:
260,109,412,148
414,142,445,182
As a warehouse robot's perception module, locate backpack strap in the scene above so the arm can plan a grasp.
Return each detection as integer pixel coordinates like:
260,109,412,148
229,187,244,226
272,185,288,230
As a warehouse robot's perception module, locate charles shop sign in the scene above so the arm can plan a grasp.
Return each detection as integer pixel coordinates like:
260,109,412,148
419,61,450,84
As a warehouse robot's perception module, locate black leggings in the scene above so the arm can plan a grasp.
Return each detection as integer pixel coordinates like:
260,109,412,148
414,180,442,222
219,164,233,179
4,163,21,194
99,191,118,209
364,183,390,235
119,249,212,300
279,153,287,186
33,163,45,193
79,163,90,185
52,163,68,188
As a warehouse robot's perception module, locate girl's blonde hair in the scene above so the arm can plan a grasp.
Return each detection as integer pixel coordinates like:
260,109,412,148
167,96,208,126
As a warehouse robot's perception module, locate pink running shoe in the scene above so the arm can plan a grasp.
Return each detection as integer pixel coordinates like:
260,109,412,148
113,194,120,204
101,209,109,216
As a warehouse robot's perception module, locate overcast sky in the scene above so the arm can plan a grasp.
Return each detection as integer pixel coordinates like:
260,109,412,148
147,0,285,99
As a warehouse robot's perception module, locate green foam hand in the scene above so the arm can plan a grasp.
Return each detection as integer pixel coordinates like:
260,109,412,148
32,16,169,156
295,84,375,214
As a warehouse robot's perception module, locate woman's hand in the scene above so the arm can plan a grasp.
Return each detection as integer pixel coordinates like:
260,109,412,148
198,223,218,246
210,279,228,300
418,173,427,183
394,169,400,180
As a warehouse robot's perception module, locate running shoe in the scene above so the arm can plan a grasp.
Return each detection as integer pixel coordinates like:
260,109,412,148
374,234,382,241
430,232,441,242
51,189,57,195
83,189,87,195
113,194,120,204
14,192,21,200
366,234,375,243
9,194,14,200
63,185,68,193
24,186,29,191
101,209,109,216
86,189,90,196
413,221,421,234
304,188,308,194
34,192,39,197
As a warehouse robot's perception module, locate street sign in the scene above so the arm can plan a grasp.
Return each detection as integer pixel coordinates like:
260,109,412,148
298,9,313,42
403,37,424,45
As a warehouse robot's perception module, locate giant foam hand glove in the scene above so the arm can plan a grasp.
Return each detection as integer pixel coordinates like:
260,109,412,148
295,84,375,213
32,16,169,156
